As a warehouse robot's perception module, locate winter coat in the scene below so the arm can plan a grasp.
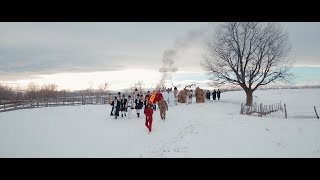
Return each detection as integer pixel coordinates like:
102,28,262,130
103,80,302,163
114,100,121,116
155,92,163,103
158,99,168,111
110,100,115,116
212,91,217,99
135,99,144,109
217,90,221,98
121,98,128,111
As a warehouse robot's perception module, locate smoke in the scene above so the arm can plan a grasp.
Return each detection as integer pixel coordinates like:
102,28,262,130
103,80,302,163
156,28,208,89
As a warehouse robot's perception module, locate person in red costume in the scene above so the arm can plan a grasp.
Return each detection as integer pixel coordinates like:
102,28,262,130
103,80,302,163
144,103,154,133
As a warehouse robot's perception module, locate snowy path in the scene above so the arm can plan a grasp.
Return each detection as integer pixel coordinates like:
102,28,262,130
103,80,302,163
140,99,239,158
141,118,201,158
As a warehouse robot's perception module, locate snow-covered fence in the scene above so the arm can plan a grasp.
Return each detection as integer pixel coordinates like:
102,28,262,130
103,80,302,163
240,101,283,116
241,102,320,119
0,96,110,113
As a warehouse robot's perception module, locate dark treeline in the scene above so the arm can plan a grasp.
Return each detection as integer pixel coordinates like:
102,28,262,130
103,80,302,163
2,82,320,103
0,83,112,103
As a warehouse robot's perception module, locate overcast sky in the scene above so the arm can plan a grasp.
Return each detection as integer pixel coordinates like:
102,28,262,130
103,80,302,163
0,22,319,90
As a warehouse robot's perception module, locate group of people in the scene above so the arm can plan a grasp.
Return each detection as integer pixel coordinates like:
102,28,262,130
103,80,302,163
205,89,221,100
109,87,221,133
109,88,171,133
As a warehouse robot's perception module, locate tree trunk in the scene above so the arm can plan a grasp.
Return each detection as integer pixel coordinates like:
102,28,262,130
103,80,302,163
245,91,253,106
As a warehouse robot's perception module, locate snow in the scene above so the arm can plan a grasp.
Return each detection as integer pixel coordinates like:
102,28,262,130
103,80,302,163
0,88,320,158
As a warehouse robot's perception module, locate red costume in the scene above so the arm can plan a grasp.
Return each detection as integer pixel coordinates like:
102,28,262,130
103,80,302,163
144,106,154,132
154,92,163,103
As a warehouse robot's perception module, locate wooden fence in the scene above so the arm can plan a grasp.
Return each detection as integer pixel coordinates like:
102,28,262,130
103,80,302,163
0,96,110,113
240,101,283,117
241,102,320,119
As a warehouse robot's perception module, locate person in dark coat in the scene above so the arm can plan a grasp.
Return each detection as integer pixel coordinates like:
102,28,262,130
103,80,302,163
207,90,210,100
114,96,121,119
217,89,221,100
212,89,217,100
110,96,114,116
135,94,144,118
121,95,128,117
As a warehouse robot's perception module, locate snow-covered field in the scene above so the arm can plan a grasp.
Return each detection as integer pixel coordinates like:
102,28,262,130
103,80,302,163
0,88,320,158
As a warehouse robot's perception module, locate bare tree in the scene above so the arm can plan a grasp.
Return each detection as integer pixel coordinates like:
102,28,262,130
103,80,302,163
98,82,109,95
39,84,58,99
135,81,145,94
0,83,14,102
201,22,292,105
26,82,39,100
85,81,94,96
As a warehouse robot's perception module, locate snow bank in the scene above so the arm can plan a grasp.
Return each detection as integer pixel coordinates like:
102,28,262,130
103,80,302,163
0,88,319,157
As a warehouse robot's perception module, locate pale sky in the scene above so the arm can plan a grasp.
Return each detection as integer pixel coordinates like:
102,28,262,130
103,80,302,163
0,22,319,90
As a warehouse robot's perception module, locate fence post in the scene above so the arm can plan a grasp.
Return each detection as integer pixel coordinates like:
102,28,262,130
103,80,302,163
269,105,271,113
254,102,257,112
240,103,243,114
314,106,319,119
284,103,287,119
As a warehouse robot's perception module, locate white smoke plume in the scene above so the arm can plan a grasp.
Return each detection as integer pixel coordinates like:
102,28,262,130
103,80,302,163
156,28,208,90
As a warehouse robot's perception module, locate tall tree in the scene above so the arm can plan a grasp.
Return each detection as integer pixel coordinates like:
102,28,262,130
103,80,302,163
201,22,292,105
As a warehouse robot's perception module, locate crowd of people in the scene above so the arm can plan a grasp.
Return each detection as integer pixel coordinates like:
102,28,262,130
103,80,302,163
108,87,221,134
109,88,174,133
